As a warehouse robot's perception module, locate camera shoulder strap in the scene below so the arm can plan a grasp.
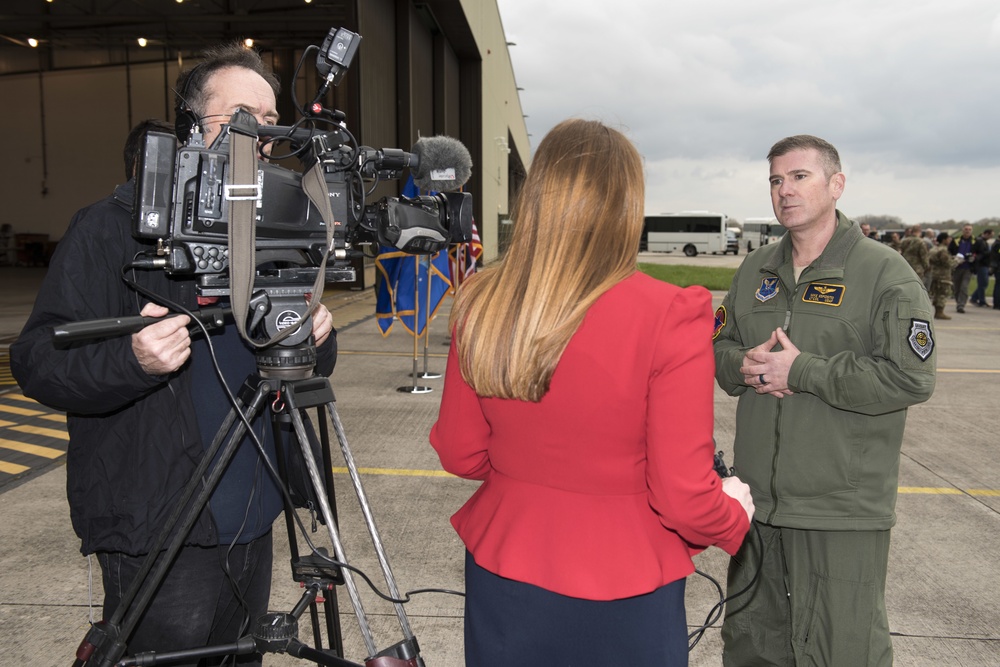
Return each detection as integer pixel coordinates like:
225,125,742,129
227,124,264,346
227,124,336,348
301,161,337,310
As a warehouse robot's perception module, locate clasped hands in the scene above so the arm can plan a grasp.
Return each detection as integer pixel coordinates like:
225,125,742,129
740,327,799,398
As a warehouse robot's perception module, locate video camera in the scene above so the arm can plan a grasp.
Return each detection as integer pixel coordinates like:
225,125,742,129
132,26,474,296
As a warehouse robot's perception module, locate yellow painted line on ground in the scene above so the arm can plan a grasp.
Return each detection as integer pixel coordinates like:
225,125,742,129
937,368,1000,373
0,461,29,474
890,487,1000,497
933,326,998,331
322,471,1000,495
0,438,64,459
40,413,66,424
899,487,962,494
338,350,448,358
0,419,13,427
8,424,69,440
331,466,454,478
0,403,45,417
5,394,39,404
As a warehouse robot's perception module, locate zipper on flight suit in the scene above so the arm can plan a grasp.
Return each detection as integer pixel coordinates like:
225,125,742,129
766,274,799,525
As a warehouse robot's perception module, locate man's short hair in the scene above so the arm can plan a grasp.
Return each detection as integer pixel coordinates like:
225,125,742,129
124,119,174,180
767,135,842,180
175,43,280,117
937,232,951,245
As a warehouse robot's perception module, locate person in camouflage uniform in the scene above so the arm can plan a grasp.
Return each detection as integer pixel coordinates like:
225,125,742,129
929,231,956,319
899,224,929,283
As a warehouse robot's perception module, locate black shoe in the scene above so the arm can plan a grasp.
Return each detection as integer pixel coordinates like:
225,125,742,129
976,301,987,307
957,306,965,313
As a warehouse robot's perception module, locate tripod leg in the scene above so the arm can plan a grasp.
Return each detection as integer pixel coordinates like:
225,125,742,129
281,376,424,666
314,405,347,656
272,410,345,657
95,377,273,666
323,402,417,643
316,406,347,656
285,403,380,658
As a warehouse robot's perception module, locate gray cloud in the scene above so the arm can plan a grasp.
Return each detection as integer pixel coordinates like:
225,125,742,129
500,0,1000,222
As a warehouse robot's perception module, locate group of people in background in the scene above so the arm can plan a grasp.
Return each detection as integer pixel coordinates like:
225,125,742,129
892,222,998,318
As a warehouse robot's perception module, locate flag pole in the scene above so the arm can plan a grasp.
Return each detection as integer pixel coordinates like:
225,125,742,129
397,253,431,394
419,254,442,379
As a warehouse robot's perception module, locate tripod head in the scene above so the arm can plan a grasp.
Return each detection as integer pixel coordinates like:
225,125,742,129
238,288,321,381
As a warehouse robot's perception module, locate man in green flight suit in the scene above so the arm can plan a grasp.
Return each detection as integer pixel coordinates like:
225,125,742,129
713,135,937,666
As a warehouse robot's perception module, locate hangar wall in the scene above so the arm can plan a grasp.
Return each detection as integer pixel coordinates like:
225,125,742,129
0,0,528,265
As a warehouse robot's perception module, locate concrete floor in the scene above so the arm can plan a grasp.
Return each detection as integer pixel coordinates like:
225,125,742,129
1,259,998,666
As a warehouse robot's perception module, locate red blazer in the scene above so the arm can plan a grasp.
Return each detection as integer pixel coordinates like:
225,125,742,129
430,272,749,601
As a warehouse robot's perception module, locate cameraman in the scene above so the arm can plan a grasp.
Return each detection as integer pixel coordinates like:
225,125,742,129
11,44,335,665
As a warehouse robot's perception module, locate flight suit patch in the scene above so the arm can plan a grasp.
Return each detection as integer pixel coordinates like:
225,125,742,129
755,277,779,303
802,282,846,306
713,306,727,340
908,319,934,361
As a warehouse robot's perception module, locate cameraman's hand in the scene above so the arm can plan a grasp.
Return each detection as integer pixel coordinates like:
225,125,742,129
131,303,191,376
313,305,334,346
722,476,756,525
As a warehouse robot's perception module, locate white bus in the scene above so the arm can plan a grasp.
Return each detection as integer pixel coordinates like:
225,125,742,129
742,217,785,251
641,212,731,256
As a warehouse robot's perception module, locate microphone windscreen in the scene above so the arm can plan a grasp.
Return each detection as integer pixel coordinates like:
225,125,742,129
411,136,472,192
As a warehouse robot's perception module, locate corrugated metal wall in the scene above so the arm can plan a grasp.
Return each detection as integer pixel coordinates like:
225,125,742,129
435,38,462,140
0,0,506,264
358,0,398,155
349,0,476,286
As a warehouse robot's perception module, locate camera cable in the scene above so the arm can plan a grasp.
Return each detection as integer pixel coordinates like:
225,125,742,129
687,451,765,651
123,269,466,610
688,520,763,651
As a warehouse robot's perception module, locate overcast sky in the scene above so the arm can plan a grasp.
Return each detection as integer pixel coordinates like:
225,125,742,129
496,0,1000,225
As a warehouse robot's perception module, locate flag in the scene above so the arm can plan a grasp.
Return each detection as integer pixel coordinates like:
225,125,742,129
374,176,454,336
449,218,482,291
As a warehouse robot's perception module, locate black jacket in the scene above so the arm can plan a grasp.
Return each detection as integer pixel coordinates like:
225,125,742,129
11,180,336,555
948,235,989,270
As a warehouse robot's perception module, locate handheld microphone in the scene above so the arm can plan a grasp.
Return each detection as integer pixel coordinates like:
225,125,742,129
409,136,473,193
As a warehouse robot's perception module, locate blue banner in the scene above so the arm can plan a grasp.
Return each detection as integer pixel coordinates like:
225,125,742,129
374,176,453,336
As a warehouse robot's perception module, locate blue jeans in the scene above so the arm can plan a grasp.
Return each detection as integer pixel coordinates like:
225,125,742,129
97,531,273,666
972,266,991,305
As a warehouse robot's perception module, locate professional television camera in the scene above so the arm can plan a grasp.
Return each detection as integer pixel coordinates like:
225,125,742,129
128,26,472,356
133,27,473,297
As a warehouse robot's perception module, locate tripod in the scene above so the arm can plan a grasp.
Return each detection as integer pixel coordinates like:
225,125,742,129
72,341,425,667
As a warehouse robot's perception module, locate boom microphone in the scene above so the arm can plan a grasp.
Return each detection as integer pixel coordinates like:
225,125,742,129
410,136,473,193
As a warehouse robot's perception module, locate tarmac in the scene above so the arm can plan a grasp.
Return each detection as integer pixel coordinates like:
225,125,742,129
1,254,999,667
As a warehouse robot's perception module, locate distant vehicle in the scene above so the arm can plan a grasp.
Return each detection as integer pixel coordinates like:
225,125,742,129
641,211,729,256
742,217,784,251
879,229,906,244
724,229,740,255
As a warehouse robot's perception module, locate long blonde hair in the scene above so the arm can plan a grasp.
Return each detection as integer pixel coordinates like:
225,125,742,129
451,119,645,402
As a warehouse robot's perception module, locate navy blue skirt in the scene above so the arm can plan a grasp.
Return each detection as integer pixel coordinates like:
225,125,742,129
463,551,688,666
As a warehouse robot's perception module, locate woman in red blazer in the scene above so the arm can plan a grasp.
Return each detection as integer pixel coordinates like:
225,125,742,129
430,118,754,666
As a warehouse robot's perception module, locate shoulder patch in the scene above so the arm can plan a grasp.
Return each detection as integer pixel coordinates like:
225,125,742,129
907,319,934,361
755,277,780,302
802,282,846,306
713,305,727,340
